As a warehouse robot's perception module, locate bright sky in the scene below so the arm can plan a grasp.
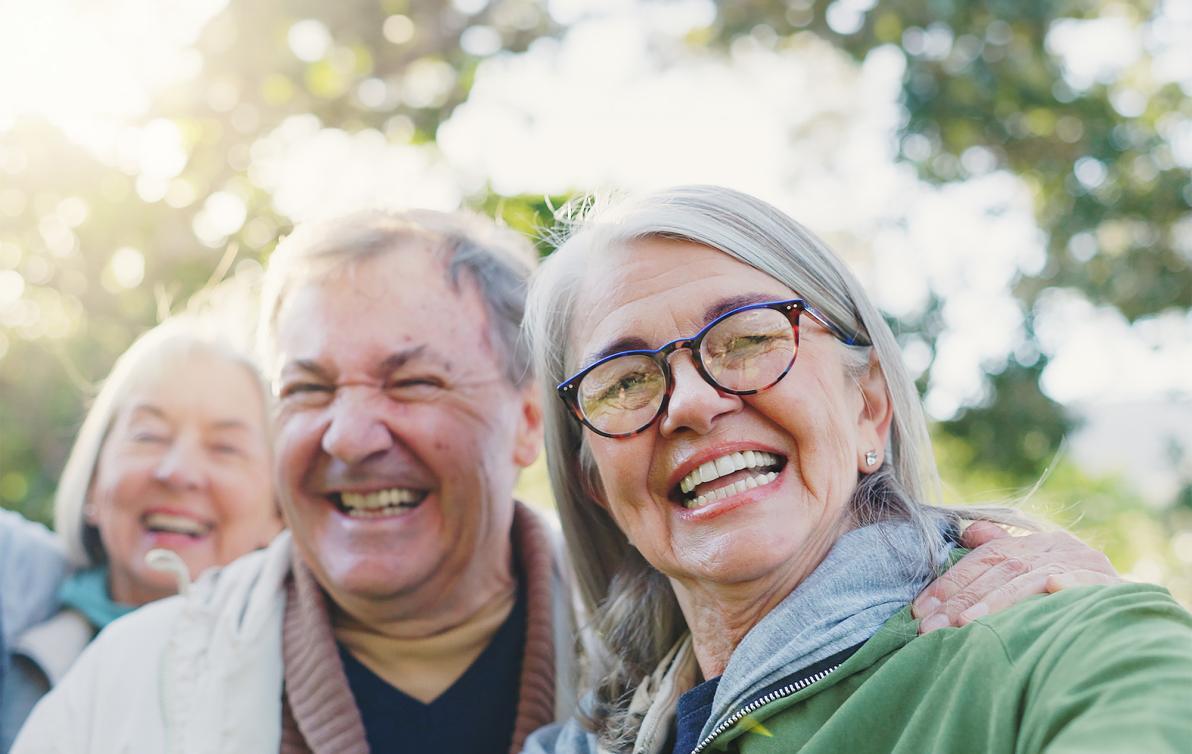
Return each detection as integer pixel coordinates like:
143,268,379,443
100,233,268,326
1,0,1189,423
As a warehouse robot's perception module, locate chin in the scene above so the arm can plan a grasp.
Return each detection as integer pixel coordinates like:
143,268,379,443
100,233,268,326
326,558,434,601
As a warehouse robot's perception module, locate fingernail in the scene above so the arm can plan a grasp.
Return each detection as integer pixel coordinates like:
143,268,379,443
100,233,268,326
920,613,951,634
959,603,988,624
912,596,940,619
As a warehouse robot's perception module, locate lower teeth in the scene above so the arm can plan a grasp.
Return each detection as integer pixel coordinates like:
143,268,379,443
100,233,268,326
685,470,779,509
344,502,419,518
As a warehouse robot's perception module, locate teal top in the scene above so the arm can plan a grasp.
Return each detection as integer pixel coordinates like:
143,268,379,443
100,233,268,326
57,567,136,630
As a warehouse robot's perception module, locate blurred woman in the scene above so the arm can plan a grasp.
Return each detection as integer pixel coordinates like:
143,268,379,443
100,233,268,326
524,186,1192,754
0,316,282,746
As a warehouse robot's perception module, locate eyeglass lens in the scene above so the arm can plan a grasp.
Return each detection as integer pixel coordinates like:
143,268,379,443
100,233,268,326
576,306,797,435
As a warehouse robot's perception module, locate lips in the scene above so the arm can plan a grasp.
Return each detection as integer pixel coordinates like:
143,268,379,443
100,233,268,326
330,486,429,518
674,450,785,509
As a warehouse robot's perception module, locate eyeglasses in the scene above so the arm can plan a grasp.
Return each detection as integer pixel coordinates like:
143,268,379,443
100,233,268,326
557,298,869,438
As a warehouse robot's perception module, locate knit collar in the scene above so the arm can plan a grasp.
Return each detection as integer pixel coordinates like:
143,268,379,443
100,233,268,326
57,566,137,630
279,502,559,754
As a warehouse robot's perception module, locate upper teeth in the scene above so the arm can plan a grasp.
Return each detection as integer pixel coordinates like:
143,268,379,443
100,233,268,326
143,513,208,536
340,488,421,510
679,451,781,495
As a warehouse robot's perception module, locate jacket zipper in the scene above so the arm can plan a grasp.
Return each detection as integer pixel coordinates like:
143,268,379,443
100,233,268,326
688,663,840,754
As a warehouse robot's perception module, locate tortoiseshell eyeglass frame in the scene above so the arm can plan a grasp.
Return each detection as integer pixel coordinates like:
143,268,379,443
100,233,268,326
557,298,870,439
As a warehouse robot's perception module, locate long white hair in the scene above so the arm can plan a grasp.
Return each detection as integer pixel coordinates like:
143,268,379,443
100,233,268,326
526,185,1019,747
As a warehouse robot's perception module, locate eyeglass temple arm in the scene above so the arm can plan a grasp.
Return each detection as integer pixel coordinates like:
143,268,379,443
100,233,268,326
801,303,871,347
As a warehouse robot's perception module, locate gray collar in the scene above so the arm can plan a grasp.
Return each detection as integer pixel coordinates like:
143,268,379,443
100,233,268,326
703,519,950,740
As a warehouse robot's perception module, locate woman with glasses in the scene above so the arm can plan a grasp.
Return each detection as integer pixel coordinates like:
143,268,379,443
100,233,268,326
524,186,1192,754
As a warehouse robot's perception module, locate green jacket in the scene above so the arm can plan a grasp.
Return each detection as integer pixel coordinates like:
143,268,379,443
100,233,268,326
709,584,1192,753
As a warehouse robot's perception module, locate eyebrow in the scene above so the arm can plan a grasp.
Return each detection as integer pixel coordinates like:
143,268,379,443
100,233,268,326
703,292,789,322
127,404,251,432
581,292,791,367
281,346,437,381
127,404,169,422
583,336,652,367
282,359,333,381
379,345,432,373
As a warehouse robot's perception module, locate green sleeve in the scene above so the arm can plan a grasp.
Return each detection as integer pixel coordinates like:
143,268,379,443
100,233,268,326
1017,585,1192,754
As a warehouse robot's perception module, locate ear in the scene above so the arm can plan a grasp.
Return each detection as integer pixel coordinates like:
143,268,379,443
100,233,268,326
855,353,894,472
83,500,100,526
512,381,545,469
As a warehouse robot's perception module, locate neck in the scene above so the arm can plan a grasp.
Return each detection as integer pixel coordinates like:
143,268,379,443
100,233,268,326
672,520,845,679
329,544,517,639
107,568,173,607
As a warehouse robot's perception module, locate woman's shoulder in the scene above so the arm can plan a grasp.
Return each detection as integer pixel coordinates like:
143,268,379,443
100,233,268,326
963,576,1192,671
974,582,1192,654
10,608,93,683
0,510,71,645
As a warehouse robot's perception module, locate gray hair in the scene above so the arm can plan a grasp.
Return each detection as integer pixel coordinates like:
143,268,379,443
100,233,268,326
526,185,1018,747
55,316,271,568
258,208,538,387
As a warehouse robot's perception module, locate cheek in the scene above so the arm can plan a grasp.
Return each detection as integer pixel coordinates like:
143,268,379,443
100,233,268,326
753,383,855,491
274,413,321,478
91,463,146,515
589,437,653,516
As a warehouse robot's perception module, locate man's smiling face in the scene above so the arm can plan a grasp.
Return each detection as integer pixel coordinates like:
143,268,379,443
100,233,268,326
271,245,540,609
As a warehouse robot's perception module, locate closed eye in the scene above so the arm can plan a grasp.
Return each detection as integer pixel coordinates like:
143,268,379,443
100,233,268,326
279,382,333,398
386,376,447,396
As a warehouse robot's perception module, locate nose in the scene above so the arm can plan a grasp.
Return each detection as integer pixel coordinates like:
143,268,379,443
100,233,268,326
658,352,742,436
320,386,394,465
153,435,206,490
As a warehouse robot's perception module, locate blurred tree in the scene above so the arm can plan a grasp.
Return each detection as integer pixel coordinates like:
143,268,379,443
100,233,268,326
709,0,1191,480
0,0,557,522
1,0,1188,603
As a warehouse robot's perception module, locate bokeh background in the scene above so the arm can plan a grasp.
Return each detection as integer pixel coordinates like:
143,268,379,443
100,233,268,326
1,0,1189,603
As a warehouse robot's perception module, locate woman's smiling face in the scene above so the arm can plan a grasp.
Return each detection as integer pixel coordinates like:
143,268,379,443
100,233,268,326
570,237,891,594
88,350,279,605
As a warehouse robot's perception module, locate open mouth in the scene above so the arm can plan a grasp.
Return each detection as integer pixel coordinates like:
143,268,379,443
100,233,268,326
142,512,213,539
331,487,429,518
673,450,786,509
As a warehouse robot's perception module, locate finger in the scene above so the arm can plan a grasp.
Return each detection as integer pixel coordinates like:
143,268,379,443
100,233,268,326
958,520,1011,549
912,540,1022,618
1045,569,1122,592
914,529,1118,621
1001,530,1118,578
918,556,1036,633
953,568,1077,627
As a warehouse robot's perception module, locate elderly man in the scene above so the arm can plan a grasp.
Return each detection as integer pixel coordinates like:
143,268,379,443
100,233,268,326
13,208,1117,754
15,210,570,753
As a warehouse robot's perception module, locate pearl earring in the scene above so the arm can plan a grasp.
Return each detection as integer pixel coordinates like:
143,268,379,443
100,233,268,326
864,450,878,467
